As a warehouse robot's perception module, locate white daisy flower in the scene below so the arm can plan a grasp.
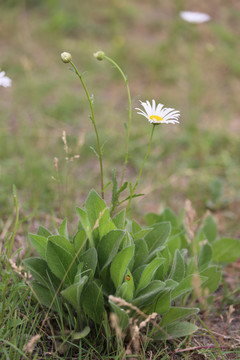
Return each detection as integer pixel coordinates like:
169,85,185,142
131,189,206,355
135,100,180,124
180,11,211,24
0,71,12,88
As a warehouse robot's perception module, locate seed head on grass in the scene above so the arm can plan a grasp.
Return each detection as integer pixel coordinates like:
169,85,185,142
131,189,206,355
93,50,105,61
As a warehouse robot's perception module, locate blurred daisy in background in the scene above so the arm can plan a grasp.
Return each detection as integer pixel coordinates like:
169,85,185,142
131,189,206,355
0,71,12,87
136,100,180,125
180,11,211,24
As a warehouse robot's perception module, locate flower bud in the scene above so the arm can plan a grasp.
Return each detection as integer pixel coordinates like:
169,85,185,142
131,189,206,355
61,52,72,63
93,51,105,61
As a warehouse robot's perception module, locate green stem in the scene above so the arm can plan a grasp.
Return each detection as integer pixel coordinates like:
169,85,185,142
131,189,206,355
103,55,132,187
70,61,104,199
126,125,155,213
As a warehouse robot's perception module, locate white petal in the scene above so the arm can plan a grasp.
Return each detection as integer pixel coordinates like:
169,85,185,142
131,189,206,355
180,11,211,24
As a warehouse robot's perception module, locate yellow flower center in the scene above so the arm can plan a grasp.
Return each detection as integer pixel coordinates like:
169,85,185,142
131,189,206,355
150,115,163,122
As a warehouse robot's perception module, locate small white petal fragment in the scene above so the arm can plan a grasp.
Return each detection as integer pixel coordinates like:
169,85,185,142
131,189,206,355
0,71,12,87
136,100,180,125
180,11,211,24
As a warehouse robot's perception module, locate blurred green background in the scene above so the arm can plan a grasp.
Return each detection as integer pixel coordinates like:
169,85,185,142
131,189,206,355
1,0,240,235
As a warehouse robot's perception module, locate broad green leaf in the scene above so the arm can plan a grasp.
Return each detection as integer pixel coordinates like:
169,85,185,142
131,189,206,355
166,235,181,258
48,235,75,257
136,258,165,293
203,215,217,243
117,282,133,302
212,238,240,263
168,250,185,282
59,218,68,239
164,279,178,289
76,207,93,245
171,274,194,300
112,209,126,229
46,240,77,285
145,209,178,227
154,321,198,340
198,243,213,271
200,266,221,293
133,228,153,240
79,247,97,278
160,307,199,327
37,226,51,238
23,257,61,289
133,239,148,270
132,220,142,234
145,213,161,226
98,230,125,270
31,281,58,311
145,222,171,254
85,189,116,241
109,300,129,329
82,282,105,324
61,276,88,310
29,234,48,259
153,290,171,314
110,245,135,289
133,280,165,307
74,230,87,256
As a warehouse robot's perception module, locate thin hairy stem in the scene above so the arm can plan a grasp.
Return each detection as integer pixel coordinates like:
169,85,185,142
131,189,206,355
103,55,132,187
126,125,155,212
70,61,104,198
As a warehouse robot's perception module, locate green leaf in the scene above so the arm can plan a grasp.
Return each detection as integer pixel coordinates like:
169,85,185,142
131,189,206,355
109,300,129,329
31,281,58,310
154,247,171,280
61,276,88,310
98,230,125,270
153,290,171,314
200,265,221,293
198,243,213,271
82,282,105,324
112,210,126,229
117,282,133,302
145,222,171,254
133,280,165,307
154,321,198,340
29,234,48,259
133,239,148,270
111,169,118,206
132,220,142,234
171,275,194,300
59,218,68,239
136,258,165,293
79,247,97,278
76,207,93,245
46,240,77,285
37,226,51,238
85,189,116,241
203,215,217,243
168,249,185,283
73,326,91,339
212,238,240,263
23,257,61,289
110,245,135,289
48,235,75,257
133,228,153,240
160,307,199,327
74,230,87,256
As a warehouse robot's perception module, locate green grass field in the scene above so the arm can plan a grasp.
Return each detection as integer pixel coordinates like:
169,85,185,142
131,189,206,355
1,0,240,358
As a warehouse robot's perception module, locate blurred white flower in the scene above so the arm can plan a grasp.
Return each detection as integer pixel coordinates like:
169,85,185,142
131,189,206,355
180,11,211,24
136,100,180,124
0,71,12,87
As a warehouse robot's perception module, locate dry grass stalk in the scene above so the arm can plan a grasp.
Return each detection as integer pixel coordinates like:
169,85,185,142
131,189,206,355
23,334,41,354
184,199,197,241
110,312,122,339
62,130,69,154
